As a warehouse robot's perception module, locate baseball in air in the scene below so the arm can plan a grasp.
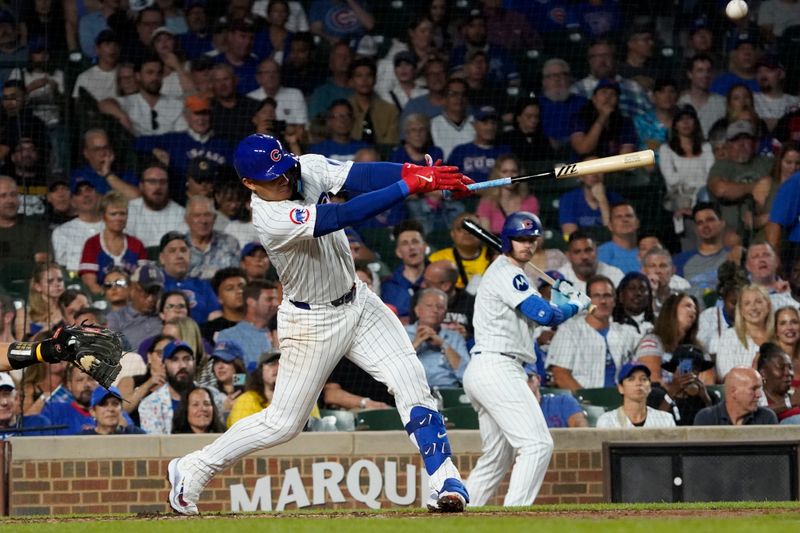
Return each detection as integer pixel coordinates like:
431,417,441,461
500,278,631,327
726,0,748,20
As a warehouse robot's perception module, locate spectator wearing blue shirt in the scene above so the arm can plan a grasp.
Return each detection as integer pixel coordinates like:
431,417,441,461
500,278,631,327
381,220,427,323
405,289,470,389
570,78,638,159
107,262,165,353
539,58,589,150
309,99,370,162
178,2,214,60
450,13,519,87
135,95,232,204
217,279,278,372
447,106,511,183
710,33,760,96
159,231,220,325
527,372,588,428
81,386,145,435
307,41,354,122
767,171,800,275
597,202,642,274
559,162,622,237
70,129,139,198
215,18,261,95
0,372,56,438
390,113,444,166
400,58,447,128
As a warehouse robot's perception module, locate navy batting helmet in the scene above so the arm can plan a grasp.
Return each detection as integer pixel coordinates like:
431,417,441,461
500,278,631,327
233,134,299,182
500,211,542,252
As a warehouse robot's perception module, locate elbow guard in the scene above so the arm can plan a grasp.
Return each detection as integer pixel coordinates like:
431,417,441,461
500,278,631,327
518,295,574,326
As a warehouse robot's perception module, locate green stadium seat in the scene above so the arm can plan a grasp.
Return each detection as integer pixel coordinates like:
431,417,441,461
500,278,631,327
583,405,608,428
441,405,479,430
147,246,161,261
575,387,623,410
319,409,356,432
436,388,471,408
707,384,725,402
540,387,572,396
355,408,404,431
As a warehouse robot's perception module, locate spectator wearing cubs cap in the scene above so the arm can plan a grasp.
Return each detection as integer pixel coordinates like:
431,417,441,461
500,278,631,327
81,386,145,435
207,341,246,416
595,362,676,428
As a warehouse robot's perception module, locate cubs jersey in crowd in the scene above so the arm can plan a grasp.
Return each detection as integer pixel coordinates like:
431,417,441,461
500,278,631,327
78,234,147,284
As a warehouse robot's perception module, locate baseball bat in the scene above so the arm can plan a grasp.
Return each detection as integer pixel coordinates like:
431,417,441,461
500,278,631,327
446,149,655,197
462,219,595,313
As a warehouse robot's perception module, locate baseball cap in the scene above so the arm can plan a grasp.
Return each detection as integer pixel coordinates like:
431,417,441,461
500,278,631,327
690,16,710,35
185,94,211,113
48,178,69,193
129,0,155,11
393,50,416,68
229,16,256,33
211,341,245,363
162,339,194,360
594,78,621,94
260,350,281,365
727,32,758,52
28,37,47,54
0,10,15,25
185,0,207,10
90,385,123,408
473,105,499,121
159,230,189,252
354,34,378,57
187,157,219,182
617,362,651,384
131,262,165,291
241,241,266,259
756,54,784,71
95,29,120,46
0,372,16,390
726,119,756,141
151,26,175,43
71,179,97,194
662,345,715,373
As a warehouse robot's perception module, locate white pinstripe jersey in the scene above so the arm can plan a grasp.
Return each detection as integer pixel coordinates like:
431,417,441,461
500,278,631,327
471,255,541,362
250,154,356,304
546,318,640,388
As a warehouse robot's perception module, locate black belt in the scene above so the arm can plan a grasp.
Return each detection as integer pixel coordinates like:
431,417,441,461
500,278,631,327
290,284,356,310
472,351,519,360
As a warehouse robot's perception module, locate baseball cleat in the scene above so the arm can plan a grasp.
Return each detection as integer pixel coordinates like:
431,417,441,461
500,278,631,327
427,478,469,513
167,458,199,515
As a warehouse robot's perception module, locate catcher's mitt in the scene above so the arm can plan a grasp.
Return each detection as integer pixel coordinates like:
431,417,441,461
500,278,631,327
56,322,125,389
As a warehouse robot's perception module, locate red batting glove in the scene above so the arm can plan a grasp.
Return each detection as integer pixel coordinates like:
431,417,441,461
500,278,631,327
401,162,464,194
449,175,476,200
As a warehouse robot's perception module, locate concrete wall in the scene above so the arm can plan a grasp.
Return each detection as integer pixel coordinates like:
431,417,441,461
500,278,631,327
7,427,800,515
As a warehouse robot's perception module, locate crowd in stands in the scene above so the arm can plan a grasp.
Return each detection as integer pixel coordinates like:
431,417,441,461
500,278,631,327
1,0,800,436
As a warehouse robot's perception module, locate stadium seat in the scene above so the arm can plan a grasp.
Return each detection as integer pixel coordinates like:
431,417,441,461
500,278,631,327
441,405,479,430
146,246,160,261
540,387,573,396
355,408,404,431
319,409,357,432
707,384,725,402
575,387,623,410
583,405,607,428
436,388,471,408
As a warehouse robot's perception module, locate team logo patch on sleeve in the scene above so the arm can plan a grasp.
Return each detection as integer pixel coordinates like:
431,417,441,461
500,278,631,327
289,207,310,224
512,274,529,291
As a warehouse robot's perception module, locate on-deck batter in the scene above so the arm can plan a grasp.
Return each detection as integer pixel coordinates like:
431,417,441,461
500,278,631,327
463,211,591,506
167,134,473,514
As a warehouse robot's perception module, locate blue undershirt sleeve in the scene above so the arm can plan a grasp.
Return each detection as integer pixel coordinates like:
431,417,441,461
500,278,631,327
313,181,410,237
518,294,576,327
343,162,404,192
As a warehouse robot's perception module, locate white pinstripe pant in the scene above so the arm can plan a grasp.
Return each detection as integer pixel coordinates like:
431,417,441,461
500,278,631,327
463,352,553,507
181,283,452,491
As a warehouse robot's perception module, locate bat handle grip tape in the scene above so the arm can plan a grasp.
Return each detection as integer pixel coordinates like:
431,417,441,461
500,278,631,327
442,177,512,199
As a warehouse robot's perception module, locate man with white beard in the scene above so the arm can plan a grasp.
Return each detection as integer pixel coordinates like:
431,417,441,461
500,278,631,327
538,59,588,151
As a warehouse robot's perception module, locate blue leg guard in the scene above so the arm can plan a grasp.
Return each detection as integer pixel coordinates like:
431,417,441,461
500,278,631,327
404,406,451,475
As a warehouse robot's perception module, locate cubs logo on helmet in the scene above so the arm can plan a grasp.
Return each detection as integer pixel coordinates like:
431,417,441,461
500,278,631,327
234,134,299,182
500,211,543,253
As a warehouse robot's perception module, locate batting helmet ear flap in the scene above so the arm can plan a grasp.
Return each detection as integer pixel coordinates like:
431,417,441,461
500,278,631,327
233,134,300,182
500,211,542,253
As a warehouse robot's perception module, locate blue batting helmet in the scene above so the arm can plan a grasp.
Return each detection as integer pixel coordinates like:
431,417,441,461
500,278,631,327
500,211,542,252
233,134,299,182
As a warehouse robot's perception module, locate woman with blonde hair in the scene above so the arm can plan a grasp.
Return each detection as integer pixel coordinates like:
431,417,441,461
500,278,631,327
476,154,540,233
15,262,65,339
163,316,214,385
712,284,774,381
773,306,800,385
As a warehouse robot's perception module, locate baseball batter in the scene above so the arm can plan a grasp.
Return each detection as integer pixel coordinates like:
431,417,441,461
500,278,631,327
167,134,473,514
463,212,591,507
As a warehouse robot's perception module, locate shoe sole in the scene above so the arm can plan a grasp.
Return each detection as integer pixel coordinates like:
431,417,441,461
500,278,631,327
427,493,466,513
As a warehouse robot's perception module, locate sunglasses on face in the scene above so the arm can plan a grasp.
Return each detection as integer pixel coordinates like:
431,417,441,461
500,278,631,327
104,279,128,289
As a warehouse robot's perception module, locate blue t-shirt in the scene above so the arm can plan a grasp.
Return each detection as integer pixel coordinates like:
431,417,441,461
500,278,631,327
558,187,622,228
308,139,370,161
447,142,512,183
178,31,214,60
572,0,623,38
710,72,759,96
309,0,370,40
540,393,584,428
70,166,138,194
381,266,422,318
163,273,221,325
597,241,641,274
389,145,444,165
539,94,588,145
568,112,638,159
769,171,800,242
41,401,135,435
214,54,260,95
